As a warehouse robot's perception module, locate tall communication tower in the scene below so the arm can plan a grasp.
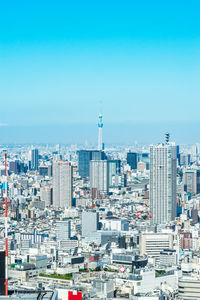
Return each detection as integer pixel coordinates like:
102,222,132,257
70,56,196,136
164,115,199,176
4,153,8,296
98,114,103,150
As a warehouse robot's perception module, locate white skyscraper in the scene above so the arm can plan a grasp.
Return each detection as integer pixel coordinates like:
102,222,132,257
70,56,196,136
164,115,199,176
150,143,177,224
53,161,72,208
90,160,108,194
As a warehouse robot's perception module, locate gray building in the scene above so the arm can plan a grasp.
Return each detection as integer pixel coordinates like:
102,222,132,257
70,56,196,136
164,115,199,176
150,143,177,224
40,186,52,207
56,221,71,241
90,160,109,194
53,161,72,208
183,169,200,195
81,211,99,238
108,160,121,188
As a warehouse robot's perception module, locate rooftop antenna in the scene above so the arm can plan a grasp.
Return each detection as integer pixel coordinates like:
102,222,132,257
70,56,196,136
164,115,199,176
165,133,170,144
4,153,8,296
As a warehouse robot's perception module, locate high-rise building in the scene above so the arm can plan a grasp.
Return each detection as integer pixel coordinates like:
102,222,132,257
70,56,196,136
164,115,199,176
77,150,107,178
38,165,52,177
127,152,137,170
40,186,52,207
108,160,121,188
82,211,99,237
150,143,177,224
31,148,39,170
138,152,150,170
91,150,106,161
90,160,108,194
56,221,71,241
9,160,21,174
53,161,73,208
77,150,91,178
183,169,200,195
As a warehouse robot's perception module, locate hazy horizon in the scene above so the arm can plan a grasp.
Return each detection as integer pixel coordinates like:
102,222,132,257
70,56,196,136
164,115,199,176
0,121,200,145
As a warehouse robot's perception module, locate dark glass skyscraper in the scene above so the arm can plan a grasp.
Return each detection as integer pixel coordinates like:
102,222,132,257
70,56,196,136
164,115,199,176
31,148,39,170
127,152,137,170
78,150,91,178
78,150,107,178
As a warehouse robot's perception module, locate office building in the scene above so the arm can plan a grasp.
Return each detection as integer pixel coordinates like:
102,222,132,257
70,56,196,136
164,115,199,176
82,211,99,237
77,150,107,178
31,148,39,170
9,160,21,174
40,186,52,207
179,277,200,299
127,152,137,170
159,249,177,266
77,150,91,178
140,233,173,262
183,169,200,195
90,160,108,194
53,161,73,208
39,165,52,177
108,160,121,187
138,152,150,169
56,221,71,241
150,143,177,224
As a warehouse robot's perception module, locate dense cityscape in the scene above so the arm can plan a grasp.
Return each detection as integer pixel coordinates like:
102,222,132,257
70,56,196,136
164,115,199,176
1,1,200,299
0,114,200,299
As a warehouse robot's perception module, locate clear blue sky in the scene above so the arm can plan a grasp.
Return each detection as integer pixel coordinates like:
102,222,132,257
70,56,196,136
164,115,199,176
0,0,200,143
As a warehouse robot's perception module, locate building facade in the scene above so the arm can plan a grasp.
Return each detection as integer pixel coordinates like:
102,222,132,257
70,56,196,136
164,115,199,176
150,143,177,224
78,150,107,178
183,169,200,195
90,160,109,194
127,152,137,170
53,161,73,208
31,148,39,170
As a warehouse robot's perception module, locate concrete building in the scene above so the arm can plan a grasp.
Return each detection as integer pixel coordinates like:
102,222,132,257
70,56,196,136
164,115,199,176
108,160,121,188
81,211,99,238
103,217,129,231
56,221,71,241
159,249,177,266
183,169,200,195
90,160,108,194
40,186,52,207
150,143,177,224
53,161,72,208
140,233,173,261
179,277,200,299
